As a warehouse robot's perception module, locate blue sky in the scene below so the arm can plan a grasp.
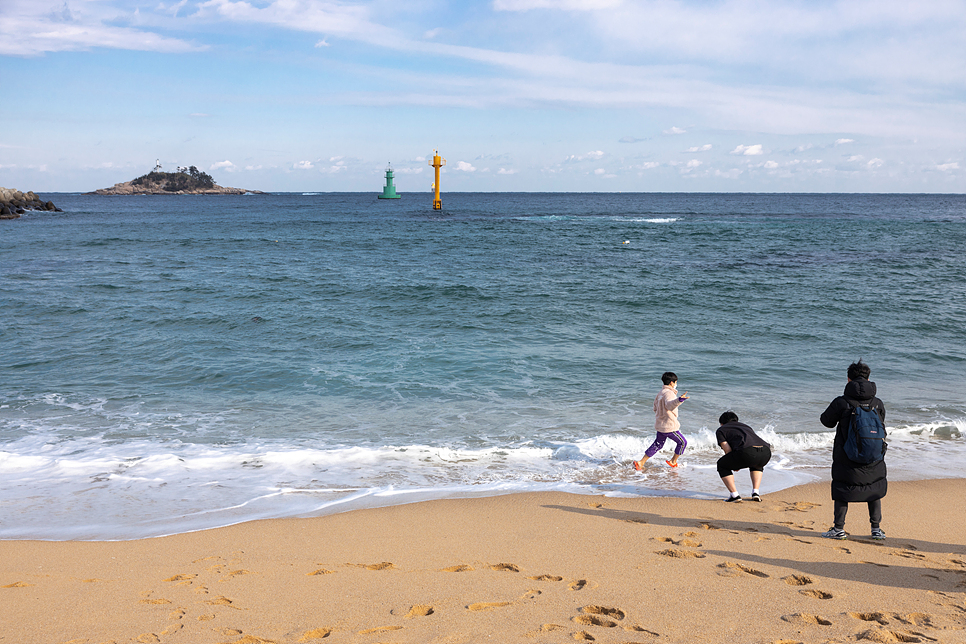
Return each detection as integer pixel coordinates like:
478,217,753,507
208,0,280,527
1,0,964,193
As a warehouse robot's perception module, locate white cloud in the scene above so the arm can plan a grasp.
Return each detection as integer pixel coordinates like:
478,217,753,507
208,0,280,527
497,168,517,174
664,127,687,135
424,28,442,39
210,160,235,171
686,144,712,152
835,138,855,145
294,161,315,170
395,167,424,174
847,155,864,162
315,39,330,47
494,0,622,10
937,162,960,171
0,0,202,56
731,144,764,156
594,168,606,174
764,160,779,169
455,161,477,172
867,158,884,168
795,144,814,152
620,136,646,143
565,150,605,162
685,159,702,169
638,162,660,170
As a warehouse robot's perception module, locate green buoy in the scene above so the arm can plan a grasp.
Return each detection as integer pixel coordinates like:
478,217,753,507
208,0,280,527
378,163,401,199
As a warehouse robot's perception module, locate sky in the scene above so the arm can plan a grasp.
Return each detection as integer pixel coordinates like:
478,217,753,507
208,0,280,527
1,0,964,193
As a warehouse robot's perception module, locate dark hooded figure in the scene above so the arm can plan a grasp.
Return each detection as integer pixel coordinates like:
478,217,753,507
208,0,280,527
819,360,887,540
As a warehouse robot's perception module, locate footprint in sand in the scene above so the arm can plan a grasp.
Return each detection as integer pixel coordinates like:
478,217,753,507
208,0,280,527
656,549,706,559
895,613,937,628
442,564,474,572
855,627,937,642
781,613,832,626
136,634,160,643
220,569,252,581
307,568,336,576
717,562,769,578
849,612,890,625
624,625,660,636
799,589,833,599
489,563,520,572
781,501,821,512
139,598,172,605
526,624,565,637
468,602,512,611
581,606,626,621
569,580,588,591
358,626,403,634
573,631,595,641
298,628,332,641
161,623,183,635
205,595,241,609
2,581,32,588
783,574,813,586
573,615,617,628
528,574,564,582
404,605,434,618
164,574,197,582
349,562,396,570
521,589,542,600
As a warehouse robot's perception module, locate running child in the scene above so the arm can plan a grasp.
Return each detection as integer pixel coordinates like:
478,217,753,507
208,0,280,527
633,372,689,469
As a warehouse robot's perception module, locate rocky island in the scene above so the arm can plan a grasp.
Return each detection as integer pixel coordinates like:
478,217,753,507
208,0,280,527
89,166,263,195
1,187,61,219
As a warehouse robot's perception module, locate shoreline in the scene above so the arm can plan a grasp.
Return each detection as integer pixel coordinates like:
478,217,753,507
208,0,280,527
4,478,966,643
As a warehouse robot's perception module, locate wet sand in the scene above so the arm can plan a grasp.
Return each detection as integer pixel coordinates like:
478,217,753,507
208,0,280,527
3,479,966,644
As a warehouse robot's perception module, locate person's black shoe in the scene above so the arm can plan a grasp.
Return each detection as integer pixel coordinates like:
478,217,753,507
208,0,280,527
725,495,742,502
752,492,762,502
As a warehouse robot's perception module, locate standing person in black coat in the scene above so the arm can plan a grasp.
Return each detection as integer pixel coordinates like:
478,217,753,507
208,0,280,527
820,360,887,540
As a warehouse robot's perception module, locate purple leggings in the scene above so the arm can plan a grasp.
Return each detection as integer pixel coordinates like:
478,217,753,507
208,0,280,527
644,431,688,457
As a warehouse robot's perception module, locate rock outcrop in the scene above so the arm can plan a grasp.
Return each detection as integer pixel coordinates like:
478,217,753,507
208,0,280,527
0,187,61,219
88,180,262,195
88,168,263,196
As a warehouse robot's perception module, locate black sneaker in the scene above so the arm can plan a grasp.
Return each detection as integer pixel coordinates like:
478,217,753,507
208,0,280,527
725,495,742,503
751,492,762,502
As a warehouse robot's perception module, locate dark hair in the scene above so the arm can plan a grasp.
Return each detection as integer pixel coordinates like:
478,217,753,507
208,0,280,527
847,360,871,380
718,410,739,425
661,372,678,385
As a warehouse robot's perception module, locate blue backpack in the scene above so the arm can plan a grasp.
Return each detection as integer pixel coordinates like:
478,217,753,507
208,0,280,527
844,399,887,464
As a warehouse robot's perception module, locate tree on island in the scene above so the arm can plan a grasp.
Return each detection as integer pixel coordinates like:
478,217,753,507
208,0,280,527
131,166,216,192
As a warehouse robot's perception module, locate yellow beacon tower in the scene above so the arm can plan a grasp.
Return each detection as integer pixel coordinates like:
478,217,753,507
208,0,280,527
429,150,446,210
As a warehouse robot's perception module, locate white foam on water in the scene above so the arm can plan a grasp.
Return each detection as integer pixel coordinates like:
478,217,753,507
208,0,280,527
1,417,963,540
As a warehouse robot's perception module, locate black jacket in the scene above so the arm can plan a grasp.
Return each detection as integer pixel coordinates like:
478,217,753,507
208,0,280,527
820,378,887,502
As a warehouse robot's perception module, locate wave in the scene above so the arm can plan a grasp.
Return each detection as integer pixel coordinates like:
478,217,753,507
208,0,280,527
1,421,963,540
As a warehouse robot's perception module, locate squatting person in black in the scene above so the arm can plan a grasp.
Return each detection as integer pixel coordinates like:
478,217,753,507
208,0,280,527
715,411,772,503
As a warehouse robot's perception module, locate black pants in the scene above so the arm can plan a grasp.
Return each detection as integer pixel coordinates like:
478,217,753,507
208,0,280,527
834,499,881,530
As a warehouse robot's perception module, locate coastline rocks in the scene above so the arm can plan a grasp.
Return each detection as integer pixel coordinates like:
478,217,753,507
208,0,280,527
88,180,263,196
0,187,61,219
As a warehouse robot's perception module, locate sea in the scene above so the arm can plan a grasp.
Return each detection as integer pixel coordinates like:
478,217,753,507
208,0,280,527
2,192,964,541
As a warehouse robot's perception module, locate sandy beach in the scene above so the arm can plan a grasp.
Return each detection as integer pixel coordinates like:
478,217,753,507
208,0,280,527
3,479,966,644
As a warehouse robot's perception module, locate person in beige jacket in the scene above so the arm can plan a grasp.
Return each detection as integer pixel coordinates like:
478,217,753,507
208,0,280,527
633,372,689,469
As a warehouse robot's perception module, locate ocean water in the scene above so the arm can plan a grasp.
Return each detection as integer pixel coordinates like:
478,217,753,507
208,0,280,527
2,192,964,540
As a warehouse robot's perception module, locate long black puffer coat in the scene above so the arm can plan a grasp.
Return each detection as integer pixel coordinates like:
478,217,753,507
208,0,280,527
820,378,887,503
